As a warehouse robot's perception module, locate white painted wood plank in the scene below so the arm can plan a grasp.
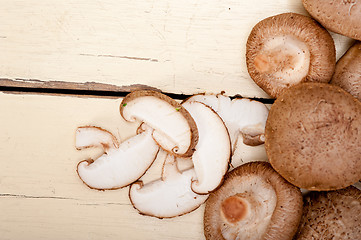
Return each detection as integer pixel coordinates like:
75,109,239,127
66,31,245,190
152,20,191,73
0,198,205,240
0,0,353,97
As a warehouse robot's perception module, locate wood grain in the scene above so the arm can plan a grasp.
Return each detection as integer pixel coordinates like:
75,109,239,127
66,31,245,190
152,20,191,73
0,0,353,97
0,1,357,239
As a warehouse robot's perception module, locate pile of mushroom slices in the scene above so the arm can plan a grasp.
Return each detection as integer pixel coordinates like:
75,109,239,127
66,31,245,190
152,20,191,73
75,90,269,218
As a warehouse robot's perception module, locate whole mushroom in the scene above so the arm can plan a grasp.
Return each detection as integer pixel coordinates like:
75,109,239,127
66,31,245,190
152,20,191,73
294,186,361,240
302,0,361,41
265,83,361,191
204,162,303,240
331,41,361,101
246,13,335,98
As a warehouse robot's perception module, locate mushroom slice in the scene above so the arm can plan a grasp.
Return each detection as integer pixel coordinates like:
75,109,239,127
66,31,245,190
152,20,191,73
204,162,303,240
294,186,361,240
246,13,335,98
129,153,209,218
185,94,268,167
265,83,361,191
181,101,231,194
77,124,159,190
120,90,198,158
331,41,361,101
75,126,118,150
302,0,361,41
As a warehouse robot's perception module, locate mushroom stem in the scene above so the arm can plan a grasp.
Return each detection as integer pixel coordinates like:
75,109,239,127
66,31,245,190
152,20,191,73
221,195,249,224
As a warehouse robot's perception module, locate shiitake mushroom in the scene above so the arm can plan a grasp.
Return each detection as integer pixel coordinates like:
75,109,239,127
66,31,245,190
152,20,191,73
265,83,361,191
294,186,361,240
204,162,303,240
246,13,335,98
331,41,361,101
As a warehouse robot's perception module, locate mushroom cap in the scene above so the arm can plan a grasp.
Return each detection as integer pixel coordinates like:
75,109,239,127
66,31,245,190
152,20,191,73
246,13,335,98
331,41,361,101
204,162,303,240
265,83,361,191
294,186,361,240
302,0,361,41
120,90,198,158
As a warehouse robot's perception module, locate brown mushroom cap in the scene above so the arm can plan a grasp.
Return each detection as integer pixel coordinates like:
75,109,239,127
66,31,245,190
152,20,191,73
204,162,303,240
265,83,361,191
302,0,361,41
294,186,361,240
331,41,361,101
246,13,335,98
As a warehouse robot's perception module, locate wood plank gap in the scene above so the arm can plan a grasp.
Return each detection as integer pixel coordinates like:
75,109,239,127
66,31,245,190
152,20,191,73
0,85,274,104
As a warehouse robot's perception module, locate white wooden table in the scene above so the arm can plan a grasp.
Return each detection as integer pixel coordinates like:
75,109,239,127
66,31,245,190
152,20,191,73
0,1,353,239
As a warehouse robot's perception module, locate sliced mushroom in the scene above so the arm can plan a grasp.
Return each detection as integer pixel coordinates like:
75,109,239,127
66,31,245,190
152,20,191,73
76,124,159,190
185,94,268,168
331,41,361,101
294,186,361,239
129,152,209,218
75,126,119,150
120,90,198,158
246,13,335,98
302,0,361,41
265,83,361,191
204,162,303,240
181,101,231,194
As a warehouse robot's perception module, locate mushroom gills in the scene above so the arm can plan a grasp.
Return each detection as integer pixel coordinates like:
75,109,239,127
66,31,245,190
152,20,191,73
185,94,268,168
181,101,231,194
77,124,159,190
120,91,198,157
129,153,208,218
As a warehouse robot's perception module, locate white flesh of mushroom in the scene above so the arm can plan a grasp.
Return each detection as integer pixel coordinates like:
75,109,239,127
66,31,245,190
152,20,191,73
181,101,231,194
129,153,208,218
121,96,193,156
75,126,119,150
185,94,269,168
76,125,159,190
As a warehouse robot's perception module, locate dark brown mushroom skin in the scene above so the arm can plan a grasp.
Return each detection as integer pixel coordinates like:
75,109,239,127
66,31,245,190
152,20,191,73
294,186,361,240
204,162,303,240
302,0,361,41
246,13,335,98
331,41,361,101
265,83,361,191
